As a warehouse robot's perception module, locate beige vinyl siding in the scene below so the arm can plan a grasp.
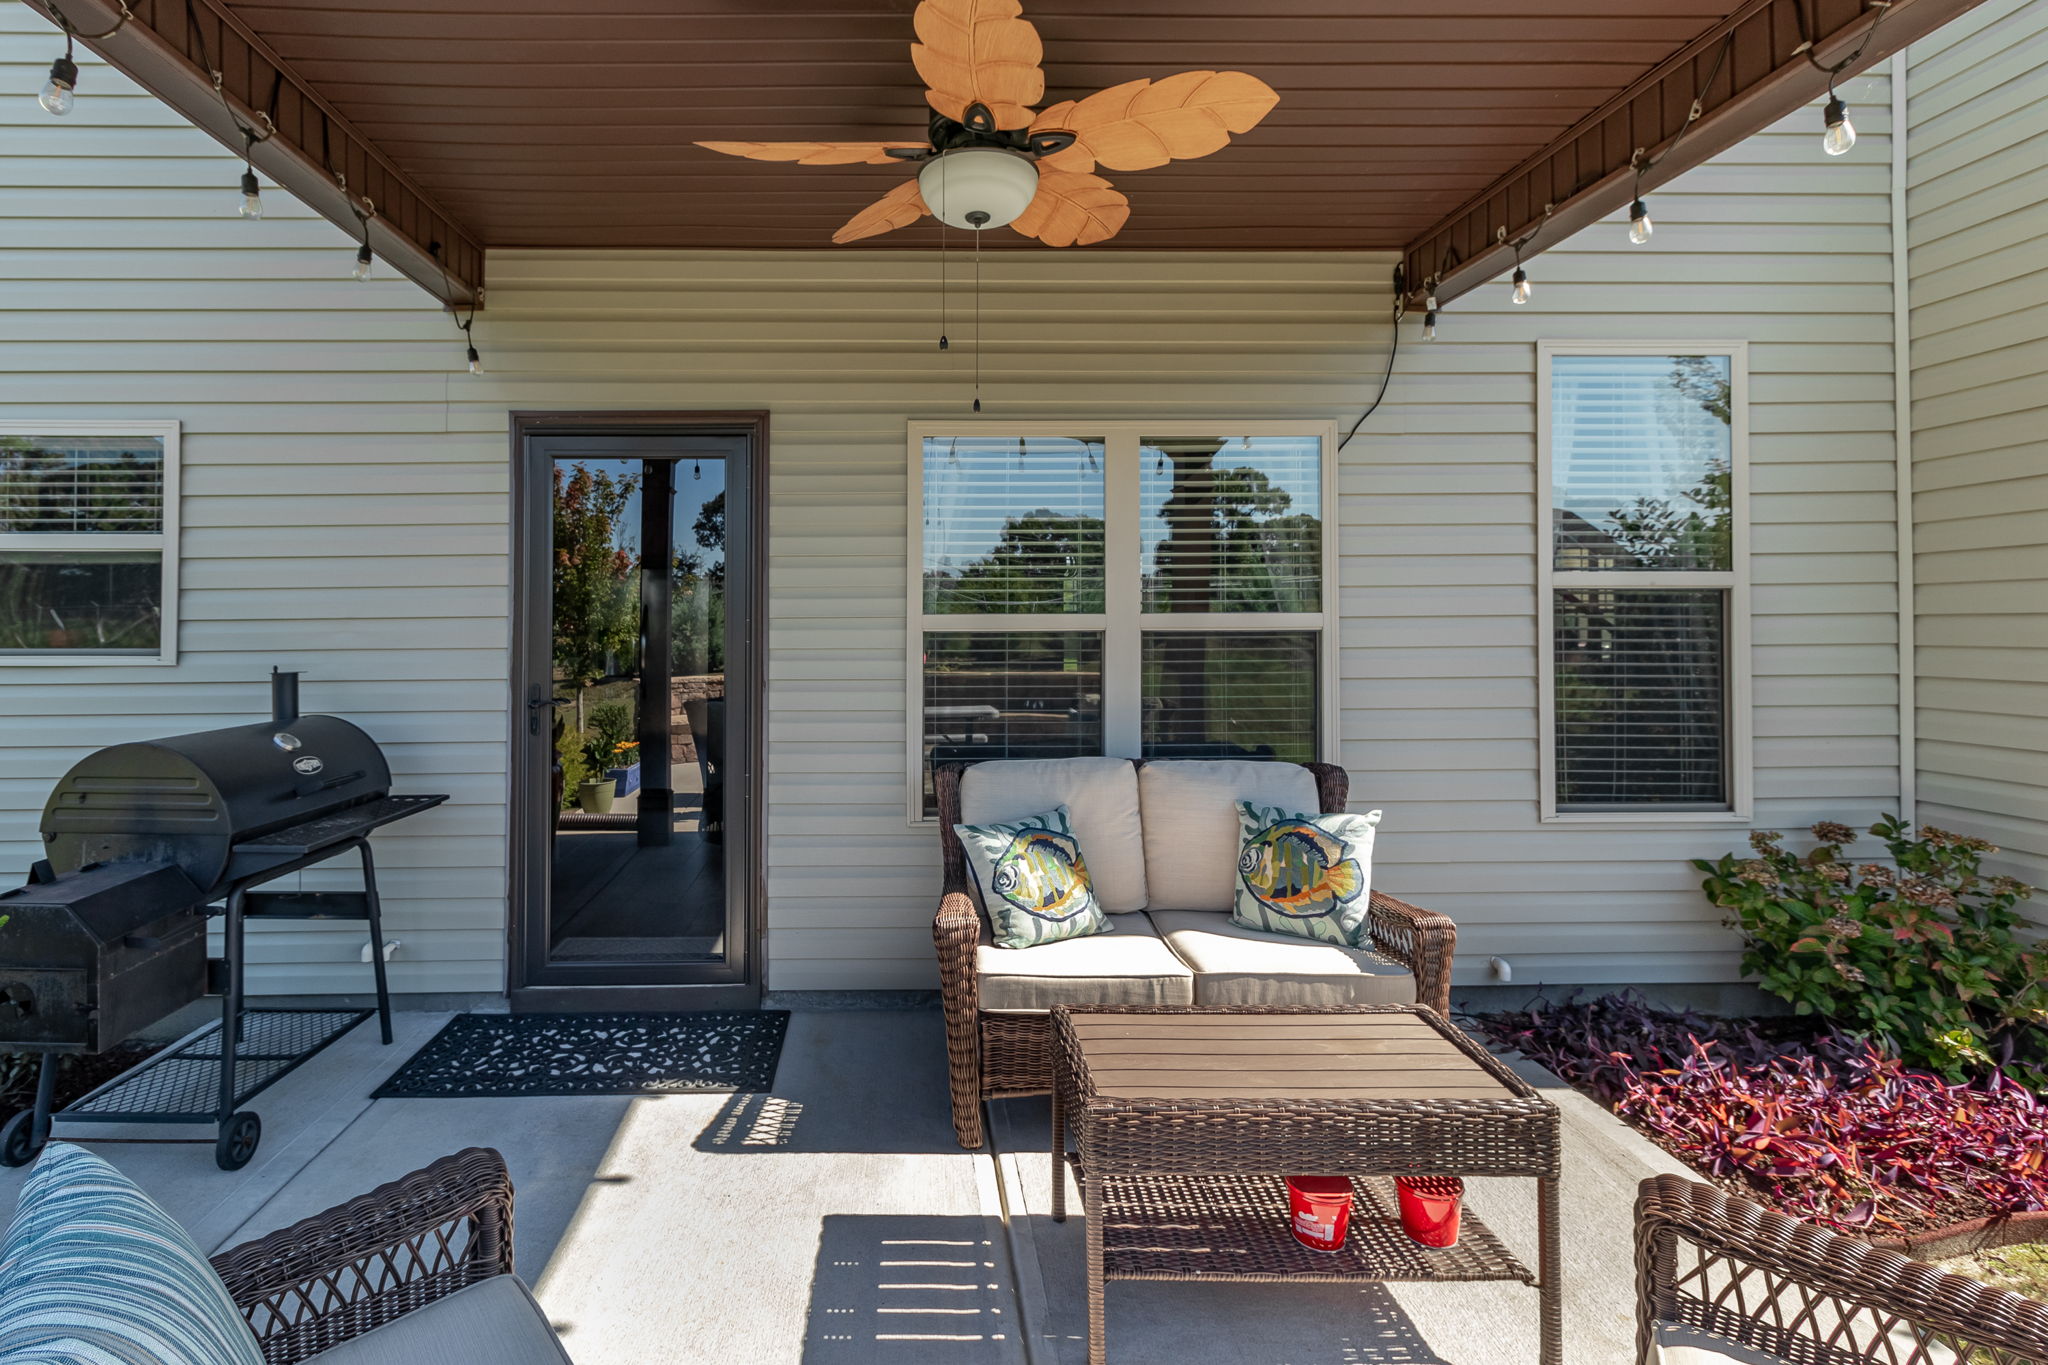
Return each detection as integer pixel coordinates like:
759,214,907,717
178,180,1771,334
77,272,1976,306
1,4,1907,993
479,77,1901,991
1905,0,2048,909
0,10,508,996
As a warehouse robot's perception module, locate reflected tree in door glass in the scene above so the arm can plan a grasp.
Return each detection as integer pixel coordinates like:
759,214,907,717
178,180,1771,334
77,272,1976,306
672,488,725,677
552,463,640,733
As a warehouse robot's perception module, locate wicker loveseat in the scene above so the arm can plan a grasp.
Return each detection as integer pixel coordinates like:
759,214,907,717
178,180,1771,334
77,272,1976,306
1636,1174,2048,1364
933,756,1456,1149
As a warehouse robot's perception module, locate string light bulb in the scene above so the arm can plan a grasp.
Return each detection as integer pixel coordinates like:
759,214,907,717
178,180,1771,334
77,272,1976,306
39,49,78,115
1822,96,1855,156
1511,266,1531,306
239,170,263,219
1423,292,1439,341
352,242,373,282
466,343,481,375
1628,198,1653,244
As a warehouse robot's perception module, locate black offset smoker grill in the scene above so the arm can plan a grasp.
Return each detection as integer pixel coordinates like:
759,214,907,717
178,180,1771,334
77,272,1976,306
0,671,445,1169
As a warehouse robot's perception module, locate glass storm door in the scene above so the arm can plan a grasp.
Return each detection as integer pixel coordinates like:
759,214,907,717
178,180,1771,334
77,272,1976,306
513,425,758,1006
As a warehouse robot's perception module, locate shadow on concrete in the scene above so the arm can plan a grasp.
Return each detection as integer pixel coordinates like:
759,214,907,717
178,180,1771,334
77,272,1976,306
802,1214,1020,1365
1015,1208,1452,1365
692,1011,961,1155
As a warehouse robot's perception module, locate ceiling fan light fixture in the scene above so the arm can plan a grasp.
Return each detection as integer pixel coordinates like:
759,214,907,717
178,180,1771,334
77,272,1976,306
919,148,1039,230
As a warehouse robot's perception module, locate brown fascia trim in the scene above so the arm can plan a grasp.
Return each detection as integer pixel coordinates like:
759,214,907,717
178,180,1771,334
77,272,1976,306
27,0,483,305
1400,0,1984,308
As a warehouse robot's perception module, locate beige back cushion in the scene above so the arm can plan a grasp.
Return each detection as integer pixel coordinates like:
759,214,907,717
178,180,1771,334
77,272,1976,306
958,757,1147,911
1138,760,1321,911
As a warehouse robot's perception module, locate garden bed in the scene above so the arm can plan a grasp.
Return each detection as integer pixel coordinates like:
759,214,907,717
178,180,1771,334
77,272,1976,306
1477,992,2048,1237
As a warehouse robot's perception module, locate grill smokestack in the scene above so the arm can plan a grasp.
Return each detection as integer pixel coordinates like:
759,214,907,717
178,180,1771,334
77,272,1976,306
271,668,300,726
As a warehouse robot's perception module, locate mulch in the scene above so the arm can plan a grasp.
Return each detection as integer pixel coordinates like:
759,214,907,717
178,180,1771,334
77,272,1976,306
0,1045,162,1131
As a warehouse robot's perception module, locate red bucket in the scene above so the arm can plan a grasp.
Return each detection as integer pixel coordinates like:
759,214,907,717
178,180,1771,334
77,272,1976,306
1396,1175,1464,1248
1285,1176,1354,1253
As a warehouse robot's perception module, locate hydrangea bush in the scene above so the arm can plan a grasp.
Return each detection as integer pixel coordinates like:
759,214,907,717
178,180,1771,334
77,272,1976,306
1696,817,2046,1082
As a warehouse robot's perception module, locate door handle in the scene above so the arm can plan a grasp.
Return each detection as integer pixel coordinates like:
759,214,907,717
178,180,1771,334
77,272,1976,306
527,694,570,735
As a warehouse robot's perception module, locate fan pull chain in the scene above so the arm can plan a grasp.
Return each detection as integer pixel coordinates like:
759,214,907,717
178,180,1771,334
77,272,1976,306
969,212,987,413
937,180,949,352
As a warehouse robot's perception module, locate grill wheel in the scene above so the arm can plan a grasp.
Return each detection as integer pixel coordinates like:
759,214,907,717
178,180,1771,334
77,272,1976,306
0,1108,46,1168
215,1111,261,1171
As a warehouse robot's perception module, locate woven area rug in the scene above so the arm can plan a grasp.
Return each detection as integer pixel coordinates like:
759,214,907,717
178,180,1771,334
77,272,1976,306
372,1011,788,1097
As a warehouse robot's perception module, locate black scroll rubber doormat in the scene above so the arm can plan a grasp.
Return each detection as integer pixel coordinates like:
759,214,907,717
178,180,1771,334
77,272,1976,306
372,1011,789,1097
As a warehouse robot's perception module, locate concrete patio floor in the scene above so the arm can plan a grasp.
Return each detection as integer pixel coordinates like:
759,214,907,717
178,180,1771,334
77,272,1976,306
0,1006,1692,1364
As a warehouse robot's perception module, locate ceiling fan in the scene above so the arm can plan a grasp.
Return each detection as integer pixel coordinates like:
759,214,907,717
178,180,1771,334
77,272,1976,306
695,0,1280,247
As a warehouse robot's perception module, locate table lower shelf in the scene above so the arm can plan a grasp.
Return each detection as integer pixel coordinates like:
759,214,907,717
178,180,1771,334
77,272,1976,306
1093,1172,1534,1286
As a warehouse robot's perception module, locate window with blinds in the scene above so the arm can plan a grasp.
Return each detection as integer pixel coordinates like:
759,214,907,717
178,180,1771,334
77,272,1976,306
910,426,1332,818
0,427,179,662
1540,348,1746,818
1554,590,1727,808
1141,631,1318,762
1141,435,1321,613
922,436,1105,615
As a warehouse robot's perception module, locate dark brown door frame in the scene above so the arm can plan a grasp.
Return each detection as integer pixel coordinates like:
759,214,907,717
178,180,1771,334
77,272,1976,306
507,411,768,1012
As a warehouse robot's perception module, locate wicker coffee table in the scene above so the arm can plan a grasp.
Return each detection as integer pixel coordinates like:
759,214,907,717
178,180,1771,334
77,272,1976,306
1050,1004,1562,1365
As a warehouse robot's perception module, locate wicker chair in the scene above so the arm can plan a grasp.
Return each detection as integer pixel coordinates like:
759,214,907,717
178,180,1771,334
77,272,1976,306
1636,1174,2048,1364
933,759,1457,1150
210,1147,529,1364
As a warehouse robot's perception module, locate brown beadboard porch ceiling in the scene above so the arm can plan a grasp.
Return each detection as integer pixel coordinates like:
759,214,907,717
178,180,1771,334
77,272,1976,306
30,0,1982,306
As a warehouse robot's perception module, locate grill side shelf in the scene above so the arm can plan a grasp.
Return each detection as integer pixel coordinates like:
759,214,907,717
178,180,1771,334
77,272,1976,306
235,793,448,856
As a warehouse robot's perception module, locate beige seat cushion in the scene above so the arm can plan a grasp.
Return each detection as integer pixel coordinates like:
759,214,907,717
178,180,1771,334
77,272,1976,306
1149,909,1412,1008
960,757,1147,911
304,1276,573,1365
1653,1329,1795,1364
977,913,1194,1012
1137,760,1322,911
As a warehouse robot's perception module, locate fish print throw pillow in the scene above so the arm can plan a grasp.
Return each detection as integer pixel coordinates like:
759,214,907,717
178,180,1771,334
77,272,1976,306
954,805,1111,950
1232,802,1382,947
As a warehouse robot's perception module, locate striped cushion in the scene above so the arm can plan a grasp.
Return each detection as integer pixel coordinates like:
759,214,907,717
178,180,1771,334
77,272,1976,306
0,1143,263,1365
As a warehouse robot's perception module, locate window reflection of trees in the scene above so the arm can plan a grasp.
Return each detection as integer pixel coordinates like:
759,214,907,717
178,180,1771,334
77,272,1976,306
923,510,1107,615
1145,439,1320,613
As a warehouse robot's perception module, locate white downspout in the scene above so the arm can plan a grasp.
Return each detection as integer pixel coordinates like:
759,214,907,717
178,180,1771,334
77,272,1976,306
1891,50,1917,827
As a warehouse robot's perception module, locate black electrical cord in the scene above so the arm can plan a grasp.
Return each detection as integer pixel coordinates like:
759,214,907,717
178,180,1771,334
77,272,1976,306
1338,298,1402,452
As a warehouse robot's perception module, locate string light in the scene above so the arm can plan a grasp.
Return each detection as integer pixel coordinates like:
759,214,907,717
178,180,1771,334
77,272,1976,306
430,241,483,377
1501,209,1549,306
239,170,263,219
352,241,373,282
1629,197,1653,244
1822,94,1855,155
1800,0,1888,158
39,46,77,115
1423,292,1439,341
37,2,132,114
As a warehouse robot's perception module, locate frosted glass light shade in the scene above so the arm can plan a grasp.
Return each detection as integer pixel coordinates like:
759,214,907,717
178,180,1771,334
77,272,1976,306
918,149,1040,230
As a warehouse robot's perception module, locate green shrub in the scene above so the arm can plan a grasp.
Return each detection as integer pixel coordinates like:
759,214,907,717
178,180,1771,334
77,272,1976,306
584,701,636,772
557,724,592,807
1697,817,2046,1082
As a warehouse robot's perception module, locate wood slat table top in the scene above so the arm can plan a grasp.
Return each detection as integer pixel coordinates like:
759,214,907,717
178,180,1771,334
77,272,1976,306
1062,1008,1524,1105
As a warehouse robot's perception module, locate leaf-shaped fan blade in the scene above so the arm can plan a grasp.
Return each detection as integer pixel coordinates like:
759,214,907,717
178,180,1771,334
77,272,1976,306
1010,172,1130,248
1030,71,1279,174
911,0,1045,131
697,141,932,166
832,179,932,244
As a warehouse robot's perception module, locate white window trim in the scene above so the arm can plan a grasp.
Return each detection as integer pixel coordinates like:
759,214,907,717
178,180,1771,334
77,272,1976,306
1535,342,1751,825
0,421,180,667
905,420,1340,823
